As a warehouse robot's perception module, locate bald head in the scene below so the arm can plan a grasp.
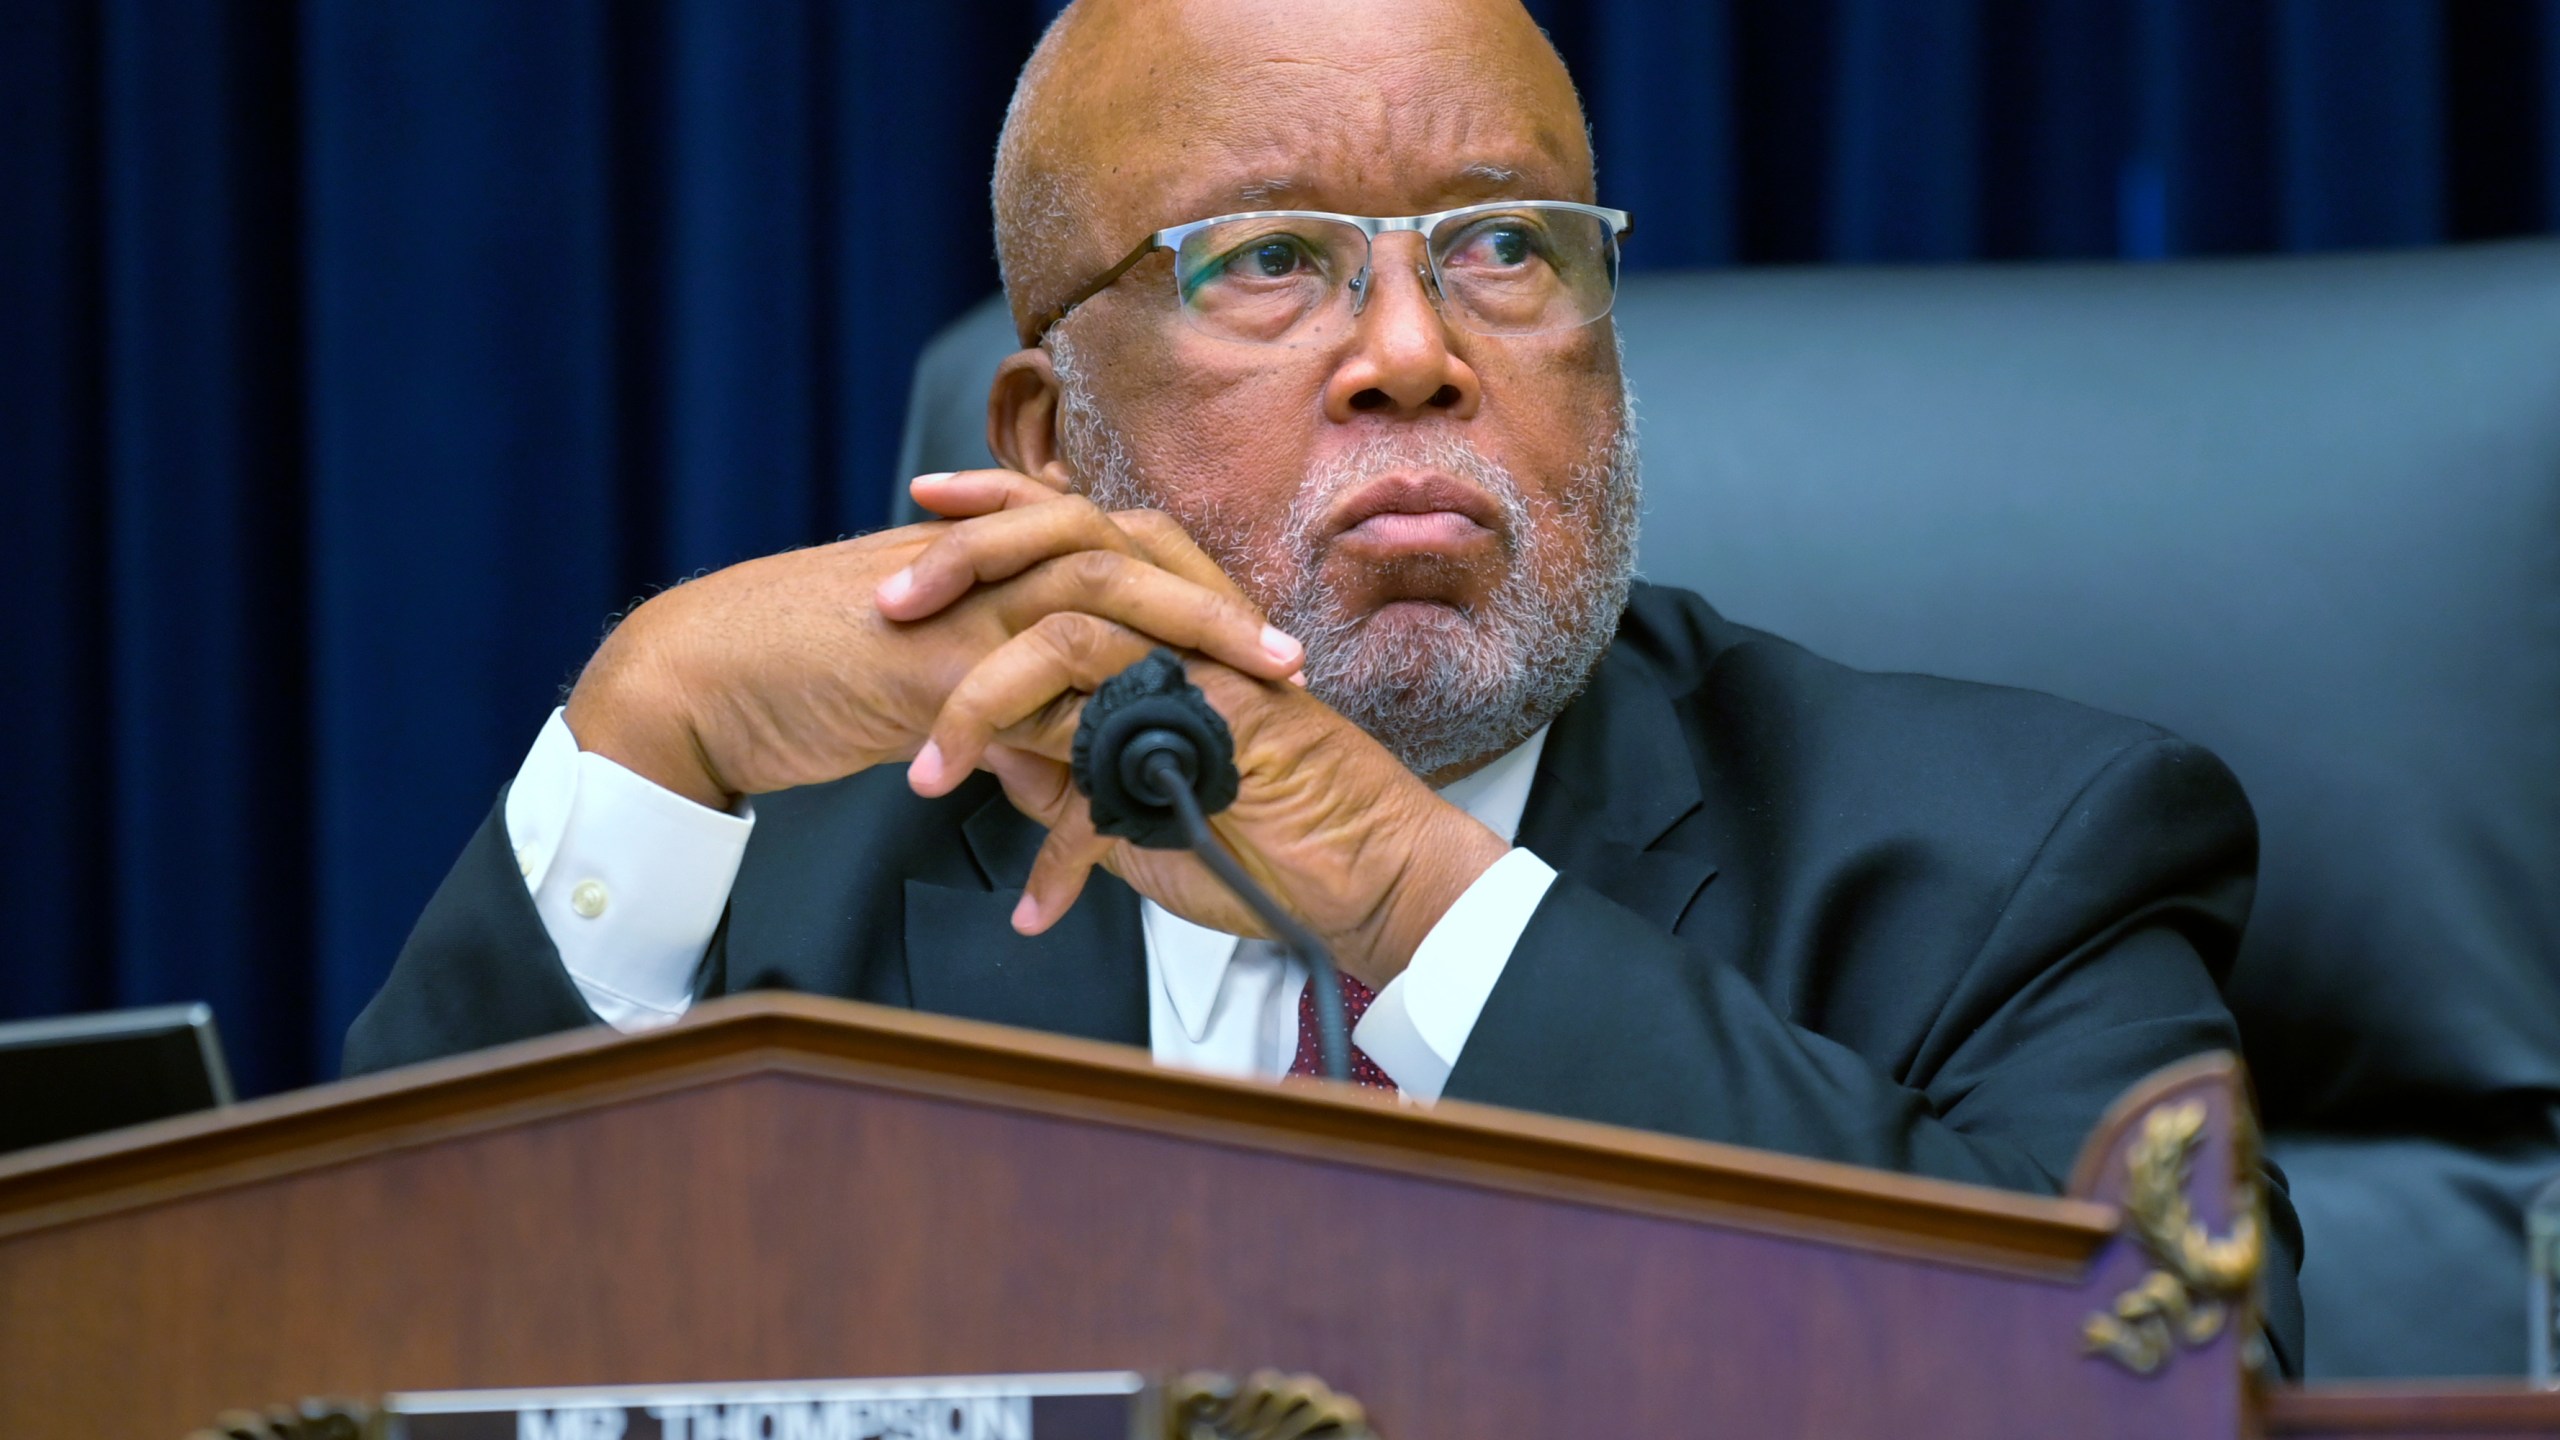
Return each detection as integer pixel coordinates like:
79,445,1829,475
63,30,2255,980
992,0,1593,344
981,0,1636,782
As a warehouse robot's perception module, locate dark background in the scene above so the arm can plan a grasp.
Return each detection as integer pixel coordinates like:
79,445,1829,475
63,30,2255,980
6,0,2558,1099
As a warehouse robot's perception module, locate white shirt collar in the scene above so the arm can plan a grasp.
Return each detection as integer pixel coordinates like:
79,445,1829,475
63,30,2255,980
1151,724,1553,1044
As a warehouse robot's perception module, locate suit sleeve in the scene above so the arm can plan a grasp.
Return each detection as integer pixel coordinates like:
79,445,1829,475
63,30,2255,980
1442,736,2305,1374
341,795,610,1076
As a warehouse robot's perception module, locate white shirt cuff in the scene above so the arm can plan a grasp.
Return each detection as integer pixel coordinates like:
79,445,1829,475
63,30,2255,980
502,708,753,1032
1353,847,1558,1102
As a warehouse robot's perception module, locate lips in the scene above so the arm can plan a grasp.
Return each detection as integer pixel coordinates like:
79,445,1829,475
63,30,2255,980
1326,472,1505,551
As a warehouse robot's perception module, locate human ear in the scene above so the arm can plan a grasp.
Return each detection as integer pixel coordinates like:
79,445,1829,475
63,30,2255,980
987,348,1076,493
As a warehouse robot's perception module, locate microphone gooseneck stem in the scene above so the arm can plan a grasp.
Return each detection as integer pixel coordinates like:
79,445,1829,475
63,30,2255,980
1141,750,1353,1084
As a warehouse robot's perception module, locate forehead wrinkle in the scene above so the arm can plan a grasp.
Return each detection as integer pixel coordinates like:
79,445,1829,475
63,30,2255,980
1256,49,1370,79
1168,94,1579,215
1185,154,1579,219
1224,161,1532,215
1191,35,1575,151
1236,175,1299,207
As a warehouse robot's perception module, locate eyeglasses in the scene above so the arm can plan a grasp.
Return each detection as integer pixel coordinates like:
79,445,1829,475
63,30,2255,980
1033,200,1633,346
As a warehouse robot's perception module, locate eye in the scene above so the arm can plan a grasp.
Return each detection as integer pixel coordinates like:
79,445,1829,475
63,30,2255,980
1446,218,1552,272
1179,223,1344,313
1242,238,1311,278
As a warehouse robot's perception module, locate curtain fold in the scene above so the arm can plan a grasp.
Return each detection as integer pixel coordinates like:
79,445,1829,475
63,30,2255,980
4,0,2555,1095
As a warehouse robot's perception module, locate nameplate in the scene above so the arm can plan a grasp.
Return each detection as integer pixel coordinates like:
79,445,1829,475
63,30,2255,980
383,1372,1147,1440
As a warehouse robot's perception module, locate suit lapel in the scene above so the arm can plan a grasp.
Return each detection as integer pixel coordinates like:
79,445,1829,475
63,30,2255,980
1517,646,1719,931
901,785,1149,1047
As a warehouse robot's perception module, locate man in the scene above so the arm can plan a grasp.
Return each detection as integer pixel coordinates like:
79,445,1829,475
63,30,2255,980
348,0,2302,1369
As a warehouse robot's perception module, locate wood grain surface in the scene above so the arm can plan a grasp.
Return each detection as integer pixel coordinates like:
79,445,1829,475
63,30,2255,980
2262,1382,2560,1439
0,994,2239,1439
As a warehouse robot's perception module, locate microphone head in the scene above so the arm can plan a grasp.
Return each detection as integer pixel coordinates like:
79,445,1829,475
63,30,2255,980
1070,649,1240,849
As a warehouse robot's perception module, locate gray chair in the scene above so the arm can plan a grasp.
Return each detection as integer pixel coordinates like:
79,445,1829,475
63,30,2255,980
897,241,2560,1380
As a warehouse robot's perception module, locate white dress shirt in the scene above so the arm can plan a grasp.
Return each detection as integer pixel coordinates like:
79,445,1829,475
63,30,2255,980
503,711,1557,1101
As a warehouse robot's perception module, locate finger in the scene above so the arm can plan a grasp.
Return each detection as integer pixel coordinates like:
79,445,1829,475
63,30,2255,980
984,650,1275,771
993,688,1090,766
1107,508,1247,597
878,491,1135,620
1015,816,1111,935
977,744,1107,934
906,468,1072,521
911,612,1147,793
981,740,1079,827
883,498,1301,681
995,548,1300,679
1104,515,1315,687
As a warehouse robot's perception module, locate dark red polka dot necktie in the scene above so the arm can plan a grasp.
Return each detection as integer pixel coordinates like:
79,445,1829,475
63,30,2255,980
1288,968,1398,1090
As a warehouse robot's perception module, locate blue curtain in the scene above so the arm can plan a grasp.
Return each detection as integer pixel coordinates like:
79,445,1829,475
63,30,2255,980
6,0,2558,1098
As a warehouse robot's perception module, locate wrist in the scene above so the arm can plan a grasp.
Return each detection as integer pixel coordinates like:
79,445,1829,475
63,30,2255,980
564,608,733,812
1336,798,1509,988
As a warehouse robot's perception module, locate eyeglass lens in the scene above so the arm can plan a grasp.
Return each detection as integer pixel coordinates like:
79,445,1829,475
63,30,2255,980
1171,205,1619,344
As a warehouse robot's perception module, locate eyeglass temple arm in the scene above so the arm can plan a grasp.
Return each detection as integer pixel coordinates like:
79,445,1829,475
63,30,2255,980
1032,233,1168,342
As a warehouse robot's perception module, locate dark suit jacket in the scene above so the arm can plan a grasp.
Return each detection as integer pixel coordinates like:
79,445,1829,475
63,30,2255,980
347,581,2305,1370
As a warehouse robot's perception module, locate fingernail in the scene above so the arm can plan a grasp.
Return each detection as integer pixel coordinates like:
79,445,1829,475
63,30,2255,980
1289,670,1308,687
877,568,913,607
908,739,944,791
1261,625,1302,666
1011,892,1042,933
910,472,954,489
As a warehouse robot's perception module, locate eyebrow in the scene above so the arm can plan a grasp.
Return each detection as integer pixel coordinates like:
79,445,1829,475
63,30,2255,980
1236,175,1298,207
1231,162,1533,210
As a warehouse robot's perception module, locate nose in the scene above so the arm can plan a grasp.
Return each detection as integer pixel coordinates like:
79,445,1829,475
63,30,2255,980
1322,233,1482,422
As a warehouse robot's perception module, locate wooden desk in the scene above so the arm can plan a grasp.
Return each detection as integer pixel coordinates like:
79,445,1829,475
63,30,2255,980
0,994,2480,1438
2264,1383,2560,1439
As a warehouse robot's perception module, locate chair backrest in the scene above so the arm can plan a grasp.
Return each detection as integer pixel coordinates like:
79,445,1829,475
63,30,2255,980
896,243,2560,1136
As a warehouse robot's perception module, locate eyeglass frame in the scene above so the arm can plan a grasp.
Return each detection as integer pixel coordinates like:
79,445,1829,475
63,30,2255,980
1030,199,1636,344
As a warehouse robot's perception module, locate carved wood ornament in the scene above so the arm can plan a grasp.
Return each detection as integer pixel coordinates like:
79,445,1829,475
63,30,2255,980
2081,1097,2266,1376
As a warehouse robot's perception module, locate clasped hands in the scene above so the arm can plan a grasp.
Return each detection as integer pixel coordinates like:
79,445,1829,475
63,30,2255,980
563,471,1509,988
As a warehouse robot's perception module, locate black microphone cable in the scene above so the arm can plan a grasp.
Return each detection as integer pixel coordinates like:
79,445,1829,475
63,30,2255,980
1138,749,1354,1083
1069,648,1353,1083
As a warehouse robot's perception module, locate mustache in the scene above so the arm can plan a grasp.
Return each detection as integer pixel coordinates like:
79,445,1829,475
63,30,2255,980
1282,430,1532,559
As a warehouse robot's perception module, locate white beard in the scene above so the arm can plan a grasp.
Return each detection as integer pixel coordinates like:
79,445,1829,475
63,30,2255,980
1050,329,1642,776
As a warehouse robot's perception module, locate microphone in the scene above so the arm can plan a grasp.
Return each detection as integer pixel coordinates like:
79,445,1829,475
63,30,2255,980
1070,649,1353,1084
